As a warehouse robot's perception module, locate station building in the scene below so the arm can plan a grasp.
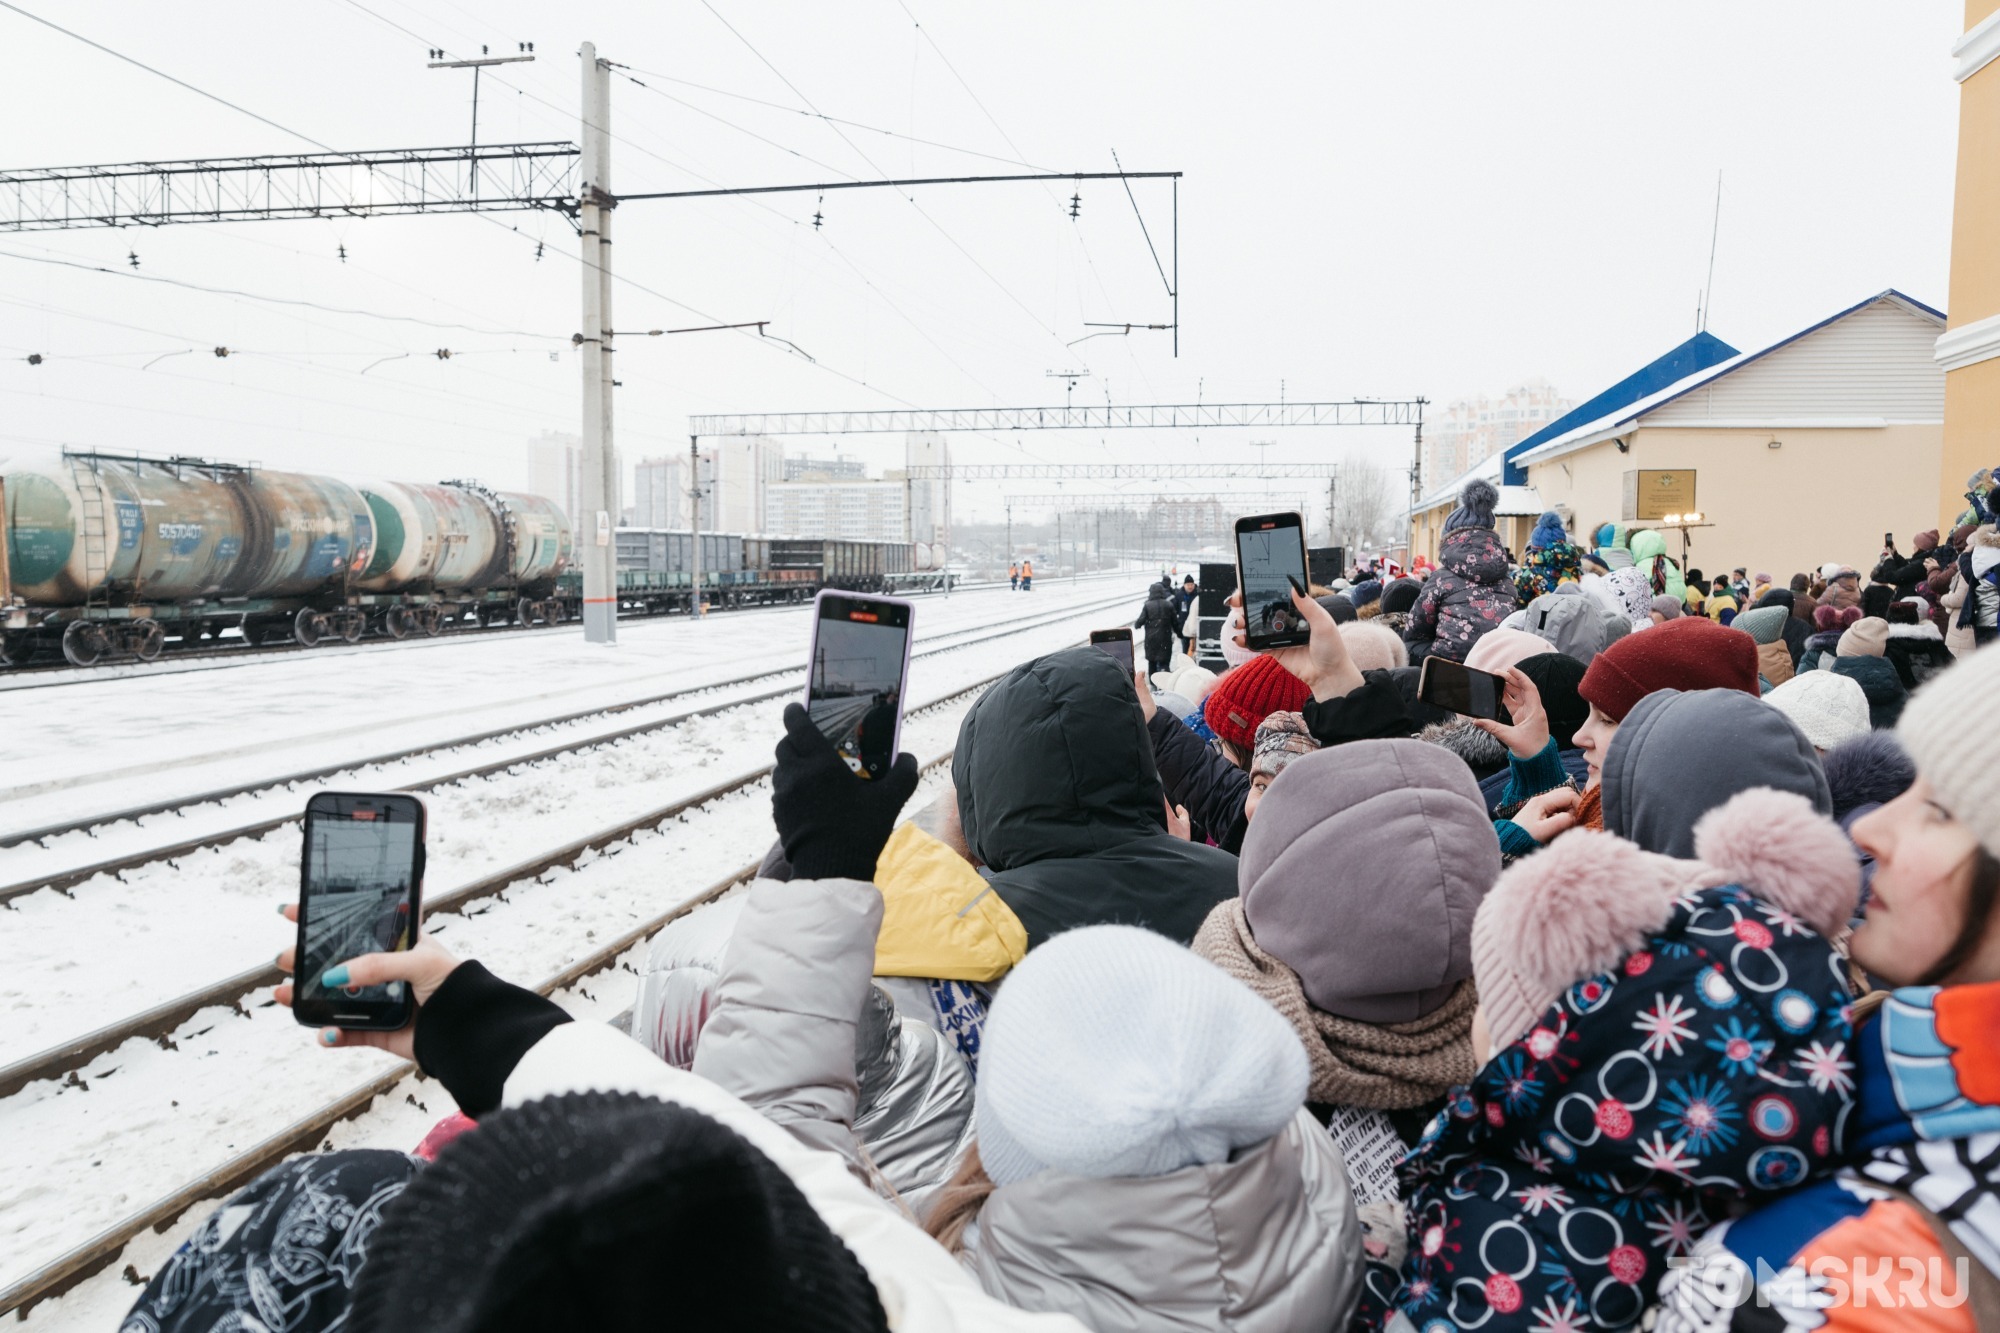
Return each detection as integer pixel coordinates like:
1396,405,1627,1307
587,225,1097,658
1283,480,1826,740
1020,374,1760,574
1937,3,2000,526
1411,290,1947,580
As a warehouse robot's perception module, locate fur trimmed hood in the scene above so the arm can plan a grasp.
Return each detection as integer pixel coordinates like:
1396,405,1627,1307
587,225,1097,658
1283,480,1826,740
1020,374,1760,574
1471,786,1858,1052
1417,718,1509,777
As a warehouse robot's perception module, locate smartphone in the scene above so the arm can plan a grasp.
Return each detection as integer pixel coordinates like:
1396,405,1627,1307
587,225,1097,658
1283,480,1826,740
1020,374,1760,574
1089,627,1134,666
1418,657,1509,722
806,591,914,780
1885,532,1896,549
293,792,427,1031
1234,512,1311,649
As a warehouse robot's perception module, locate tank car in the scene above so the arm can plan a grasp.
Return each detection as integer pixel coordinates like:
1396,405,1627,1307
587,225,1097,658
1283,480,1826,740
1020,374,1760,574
0,451,573,666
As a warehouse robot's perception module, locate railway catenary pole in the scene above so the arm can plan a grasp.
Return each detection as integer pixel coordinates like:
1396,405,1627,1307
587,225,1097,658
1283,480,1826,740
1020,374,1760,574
577,44,618,645
689,435,705,617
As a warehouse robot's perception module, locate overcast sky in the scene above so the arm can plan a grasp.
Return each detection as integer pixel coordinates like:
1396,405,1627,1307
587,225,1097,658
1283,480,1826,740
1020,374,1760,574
0,1,1964,523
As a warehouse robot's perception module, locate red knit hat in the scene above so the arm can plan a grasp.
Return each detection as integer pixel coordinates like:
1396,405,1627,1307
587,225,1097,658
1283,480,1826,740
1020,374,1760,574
1204,655,1312,753
1577,617,1758,723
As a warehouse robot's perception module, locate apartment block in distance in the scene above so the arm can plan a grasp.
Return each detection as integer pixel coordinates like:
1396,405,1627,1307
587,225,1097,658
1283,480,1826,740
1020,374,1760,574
1422,380,1573,489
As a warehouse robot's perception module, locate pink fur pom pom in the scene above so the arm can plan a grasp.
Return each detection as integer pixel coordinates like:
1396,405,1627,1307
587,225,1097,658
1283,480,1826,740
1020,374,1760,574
1691,787,1859,938
1473,830,1710,1033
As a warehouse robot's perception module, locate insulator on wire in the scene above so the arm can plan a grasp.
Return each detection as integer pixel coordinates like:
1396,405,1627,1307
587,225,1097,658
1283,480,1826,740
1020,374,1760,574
435,348,452,359
1069,193,1081,219
127,251,139,269
213,346,230,358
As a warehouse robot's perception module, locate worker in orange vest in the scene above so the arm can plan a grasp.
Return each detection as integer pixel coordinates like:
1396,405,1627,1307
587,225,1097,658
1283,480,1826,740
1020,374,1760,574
1021,558,1033,592
1009,561,1020,591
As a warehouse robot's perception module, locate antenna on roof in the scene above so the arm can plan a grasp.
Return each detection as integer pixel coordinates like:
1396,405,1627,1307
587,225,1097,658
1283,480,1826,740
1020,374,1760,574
1698,170,1723,332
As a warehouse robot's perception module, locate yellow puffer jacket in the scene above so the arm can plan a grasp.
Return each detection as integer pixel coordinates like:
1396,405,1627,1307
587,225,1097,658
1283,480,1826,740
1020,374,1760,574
873,823,1028,982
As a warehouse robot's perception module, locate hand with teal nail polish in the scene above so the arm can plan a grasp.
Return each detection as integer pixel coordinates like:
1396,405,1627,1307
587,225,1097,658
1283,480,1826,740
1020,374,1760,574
271,919,463,1063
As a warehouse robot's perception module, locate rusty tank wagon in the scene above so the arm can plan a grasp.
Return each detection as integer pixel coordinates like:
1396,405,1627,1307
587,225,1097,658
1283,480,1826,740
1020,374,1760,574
0,452,573,666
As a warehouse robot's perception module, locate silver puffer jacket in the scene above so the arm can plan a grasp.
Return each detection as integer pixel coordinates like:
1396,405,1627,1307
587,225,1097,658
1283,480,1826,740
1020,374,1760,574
633,889,976,1219
963,1108,1361,1333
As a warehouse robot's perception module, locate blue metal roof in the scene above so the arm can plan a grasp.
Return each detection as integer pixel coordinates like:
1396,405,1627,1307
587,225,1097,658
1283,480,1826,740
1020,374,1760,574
1499,330,1739,486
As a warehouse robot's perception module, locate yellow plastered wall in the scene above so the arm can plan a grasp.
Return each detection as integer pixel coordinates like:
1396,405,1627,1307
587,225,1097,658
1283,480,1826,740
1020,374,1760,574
1941,0,2000,524
1523,424,1944,581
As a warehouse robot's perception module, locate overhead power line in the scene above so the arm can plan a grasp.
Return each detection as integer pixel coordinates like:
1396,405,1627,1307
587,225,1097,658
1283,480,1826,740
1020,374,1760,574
0,246,566,339
619,168,1180,203
0,1,335,152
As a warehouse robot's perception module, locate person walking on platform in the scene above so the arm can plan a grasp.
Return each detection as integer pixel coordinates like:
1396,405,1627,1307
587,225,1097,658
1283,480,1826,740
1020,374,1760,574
1009,561,1020,591
1020,559,1033,592
1174,575,1199,654
1135,581,1178,677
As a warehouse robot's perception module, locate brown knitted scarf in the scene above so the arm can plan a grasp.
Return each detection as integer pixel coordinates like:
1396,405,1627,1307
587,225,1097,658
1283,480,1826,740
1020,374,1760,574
1577,783,1604,830
1192,899,1478,1110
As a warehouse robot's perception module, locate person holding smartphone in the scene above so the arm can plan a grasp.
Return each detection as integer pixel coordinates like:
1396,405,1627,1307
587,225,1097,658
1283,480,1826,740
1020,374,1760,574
130,714,1080,1333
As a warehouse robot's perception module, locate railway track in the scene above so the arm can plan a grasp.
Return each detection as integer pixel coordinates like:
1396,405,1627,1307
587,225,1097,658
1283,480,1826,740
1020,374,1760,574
0,592,1138,1097
0,586,1134,858
0,710,980,1316
0,571,1129,689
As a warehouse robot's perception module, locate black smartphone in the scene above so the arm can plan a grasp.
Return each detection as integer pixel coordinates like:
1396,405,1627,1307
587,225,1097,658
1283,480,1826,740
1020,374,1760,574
1418,657,1509,722
1089,627,1134,665
1234,511,1311,649
1885,531,1896,549
806,591,915,781
293,792,427,1031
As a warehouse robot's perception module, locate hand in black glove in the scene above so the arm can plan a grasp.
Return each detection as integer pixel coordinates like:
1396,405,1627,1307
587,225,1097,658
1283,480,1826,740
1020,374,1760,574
772,702,920,881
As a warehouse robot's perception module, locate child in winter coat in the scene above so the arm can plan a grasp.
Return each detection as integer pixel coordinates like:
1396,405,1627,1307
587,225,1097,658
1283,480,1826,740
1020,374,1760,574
1514,511,1583,604
1355,787,1861,1330
1407,480,1516,664
1655,635,2000,1331
1628,528,1688,601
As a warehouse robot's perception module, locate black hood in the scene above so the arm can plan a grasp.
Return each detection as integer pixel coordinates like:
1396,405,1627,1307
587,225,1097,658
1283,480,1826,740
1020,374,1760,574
1601,688,1830,859
954,646,1165,870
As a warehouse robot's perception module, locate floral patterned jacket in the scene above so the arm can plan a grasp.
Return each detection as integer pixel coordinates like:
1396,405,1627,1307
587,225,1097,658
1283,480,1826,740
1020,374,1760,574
1409,526,1516,663
1356,793,1860,1331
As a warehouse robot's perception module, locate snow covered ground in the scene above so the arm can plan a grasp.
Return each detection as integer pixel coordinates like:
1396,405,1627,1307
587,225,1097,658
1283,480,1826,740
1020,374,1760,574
0,576,1151,1325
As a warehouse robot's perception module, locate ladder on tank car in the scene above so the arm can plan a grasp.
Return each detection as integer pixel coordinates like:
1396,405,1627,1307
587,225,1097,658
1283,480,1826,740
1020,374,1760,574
65,453,112,611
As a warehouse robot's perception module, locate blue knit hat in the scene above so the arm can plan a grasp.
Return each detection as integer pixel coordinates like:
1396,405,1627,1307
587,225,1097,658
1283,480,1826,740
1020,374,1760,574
1528,511,1567,550
1442,479,1498,534
1349,578,1383,609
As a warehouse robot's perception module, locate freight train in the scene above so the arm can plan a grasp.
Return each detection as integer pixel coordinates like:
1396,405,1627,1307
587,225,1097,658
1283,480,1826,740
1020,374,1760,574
0,451,949,668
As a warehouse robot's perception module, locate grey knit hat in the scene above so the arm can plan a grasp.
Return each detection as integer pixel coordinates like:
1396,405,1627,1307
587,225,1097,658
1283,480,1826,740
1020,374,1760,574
1897,648,2000,859
1733,604,1790,646
1442,478,1498,534
1237,740,1502,1023
974,925,1308,1186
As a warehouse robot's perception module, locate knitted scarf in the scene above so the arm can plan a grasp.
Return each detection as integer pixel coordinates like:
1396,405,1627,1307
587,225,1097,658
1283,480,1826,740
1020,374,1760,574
1192,900,1478,1110
1577,782,1604,830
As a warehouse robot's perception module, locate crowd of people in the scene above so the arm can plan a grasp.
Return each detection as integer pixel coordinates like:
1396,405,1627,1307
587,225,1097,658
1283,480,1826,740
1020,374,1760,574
123,471,2000,1332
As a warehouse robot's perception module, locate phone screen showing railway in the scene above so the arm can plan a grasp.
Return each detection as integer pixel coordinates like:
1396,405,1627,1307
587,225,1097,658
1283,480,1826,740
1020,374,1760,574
808,597,911,780
299,813,417,1006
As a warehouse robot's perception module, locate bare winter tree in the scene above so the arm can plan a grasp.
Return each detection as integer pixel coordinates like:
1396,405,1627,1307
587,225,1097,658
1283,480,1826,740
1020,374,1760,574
1332,458,1394,560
